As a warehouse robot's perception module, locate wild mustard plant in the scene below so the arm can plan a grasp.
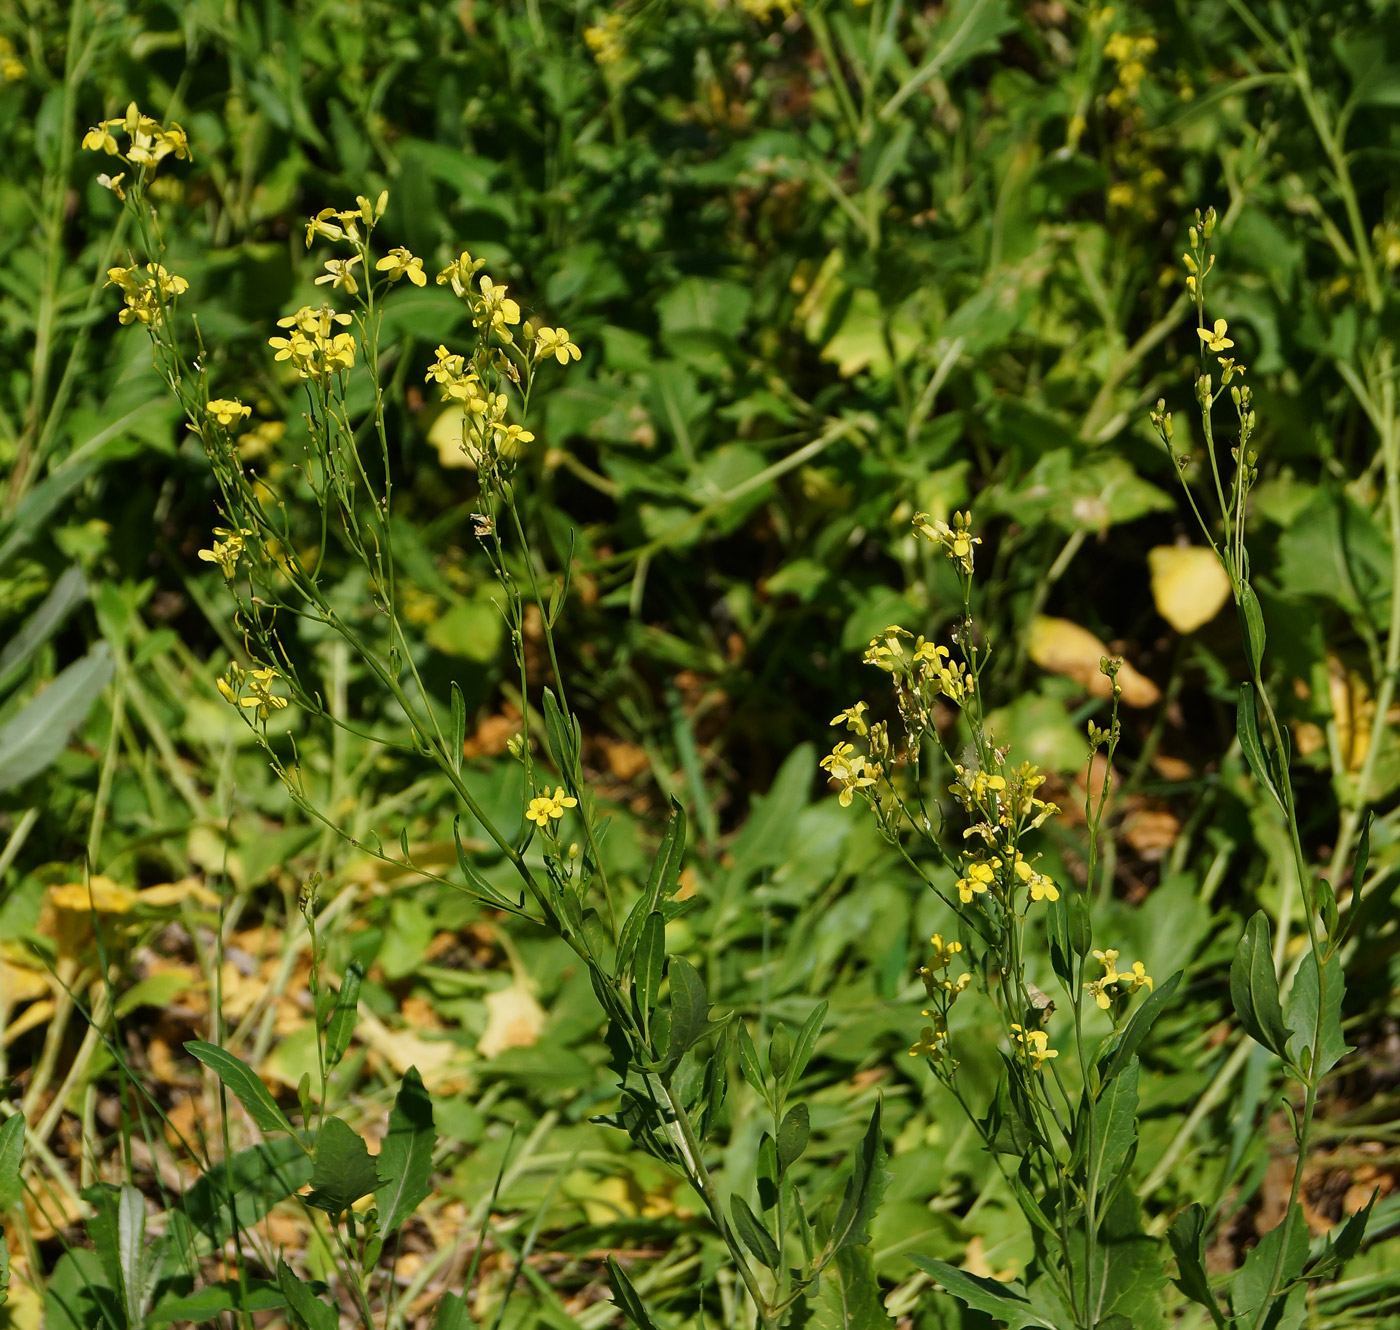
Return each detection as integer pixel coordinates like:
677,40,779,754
83,110,885,1330
826,514,1169,1330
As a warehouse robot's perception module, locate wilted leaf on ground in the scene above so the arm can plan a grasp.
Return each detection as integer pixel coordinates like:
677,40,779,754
1028,617,1160,707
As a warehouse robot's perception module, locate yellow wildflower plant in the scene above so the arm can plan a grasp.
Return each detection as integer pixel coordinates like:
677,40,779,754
526,786,579,827
819,742,878,807
1197,318,1233,353
206,398,252,428
197,527,250,579
533,326,582,364
376,247,428,287
1010,1024,1058,1071
82,103,190,172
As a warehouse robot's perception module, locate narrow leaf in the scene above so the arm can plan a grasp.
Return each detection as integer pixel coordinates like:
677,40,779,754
732,1194,781,1269
277,1260,337,1330
663,955,709,1073
185,1041,297,1136
449,682,465,775
1167,1204,1227,1329
1229,913,1290,1057
830,1099,887,1255
777,1102,810,1174
1237,683,1283,809
633,912,666,1025
1285,949,1349,1079
0,643,114,790
606,1257,660,1330
325,961,363,1069
1097,970,1182,1083
0,1115,24,1212
907,1257,1051,1329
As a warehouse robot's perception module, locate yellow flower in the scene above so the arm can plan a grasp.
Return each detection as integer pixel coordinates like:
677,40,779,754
197,528,250,579
316,256,362,294
912,510,981,573
105,263,188,326
955,857,997,904
206,398,252,427
1013,854,1059,903
830,702,869,735
305,207,348,247
476,275,521,331
820,742,878,807
1092,949,1120,983
83,125,120,155
1123,961,1154,994
240,667,289,721
0,37,25,82
1010,1024,1057,1071
425,345,467,385
923,933,963,971
376,247,427,286
96,172,126,200
437,250,484,298
526,786,578,827
533,326,581,364
493,423,535,449
908,1025,948,1062
1085,979,1113,1010
1197,318,1233,352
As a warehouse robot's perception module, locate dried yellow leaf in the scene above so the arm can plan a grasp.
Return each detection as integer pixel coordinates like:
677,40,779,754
1028,616,1160,708
47,876,137,913
478,982,546,1059
1148,545,1231,633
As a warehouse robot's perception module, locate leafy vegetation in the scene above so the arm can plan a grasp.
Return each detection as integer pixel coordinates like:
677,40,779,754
2,1,1399,1327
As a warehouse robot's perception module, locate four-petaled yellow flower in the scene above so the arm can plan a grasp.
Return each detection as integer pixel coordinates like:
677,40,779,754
1010,1024,1058,1071
820,742,878,807
437,250,485,298
240,667,289,722
534,326,581,364
316,256,362,294
1197,318,1233,352
83,104,189,171
525,786,579,827
908,1025,948,1062
1013,853,1060,903
476,275,521,332
106,263,189,326
830,702,869,735
376,247,427,286
955,857,997,904
206,398,251,428
198,528,250,579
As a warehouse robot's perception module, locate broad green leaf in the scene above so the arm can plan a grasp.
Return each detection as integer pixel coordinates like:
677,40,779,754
732,1194,781,1269
0,643,114,791
1229,914,1290,1057
1237,581,1267,674
117,1183,153,1328
1232,1205,1308,1321
907,1257,1051,1328
1087,1057,1138,1204
374,1068,436,1236
185,1041,298,1136
777,1102,810,1174
305,1117,381,1215
663,955,709,1073
177,1137,313,1249
432,1291,473,1330
277,1261,337,1330
1285,950,1349,1079
1306,1191,1375,1281
1167,1204,1228,1329
325,960,363,1068
147,1280,285,1325
0,1114,23,1212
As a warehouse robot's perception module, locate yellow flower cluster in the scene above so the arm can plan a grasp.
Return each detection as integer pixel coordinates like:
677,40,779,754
911,510,980,574
584,13,626,66
819,741,878,807
206,398,252,428
217,662,289,722
1083,949,1154,1010
1103,32,1157,108
0,36,25,83
268,306,357,382
526,786,579,827
304,193,387,247
1010,1023,1058,1071
83,104,190,172
861,627,972,710
198,527,251,579
105,264,189,327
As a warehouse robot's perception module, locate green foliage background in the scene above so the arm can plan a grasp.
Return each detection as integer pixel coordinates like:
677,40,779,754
2,0,1400,1325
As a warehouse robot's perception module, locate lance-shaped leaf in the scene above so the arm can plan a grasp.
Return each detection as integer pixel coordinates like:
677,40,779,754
375,1068,436,1236
1167,1203,1227,1329
1097,971,1181,1085
325,961,363,1069
277,1261,337,1330
663,955,709,1074
607,1257,660,1330
1236,683,1283,810
829,1099,887,1255
732,1195,781,1269
1285,949,1349,1080
617,799,686,970
1305,1191,1375,1281
1230,913,1289,1058
185,1041,297,1137
0,1115,23,1212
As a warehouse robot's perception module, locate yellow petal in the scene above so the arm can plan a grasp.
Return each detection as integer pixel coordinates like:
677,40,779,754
1027,616,1160,708
1148,545,1232,634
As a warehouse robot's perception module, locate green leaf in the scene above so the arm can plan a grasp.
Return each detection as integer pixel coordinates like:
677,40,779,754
432,1291,474,1330
1237,581,1267,675
453,815,525,912
0,643,114,791
768,1023,792,1080
177,1137,313,1249
734,1020,770,1107
732,1194,781,1269
907,1257,1051,1329
147,1280,285,1325
1087,1058,1139,1203
783,999,828,1096
117,1182,154,1328
1237,683,1283,810
541,688,581,783
375,1068,436,1236
829,1099,887,1255
1317,877,1339,943
1067,886,1092,957
449,682,465,774
185,1041,298,1136
305,1117,381,1215
777,1102,811,1174
1230,913,1290,1057
1167,1204,1227,1329
1306,1191,1375,1281
325,961,363,1069
0,564,87,693
606,1257,660,1330
663,955,709,1073
0,1114,23,1212
1285,950,1349,1079
277,1260,337,1330
1097,970,1182,1083
1232,1205,1308,1321
633,912,666,1026
617,799,686,970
